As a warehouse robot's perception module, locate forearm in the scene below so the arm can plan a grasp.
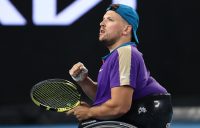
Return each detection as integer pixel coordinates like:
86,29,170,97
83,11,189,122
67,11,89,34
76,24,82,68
88,86,133,120
77,76,97,100
68,86,133,121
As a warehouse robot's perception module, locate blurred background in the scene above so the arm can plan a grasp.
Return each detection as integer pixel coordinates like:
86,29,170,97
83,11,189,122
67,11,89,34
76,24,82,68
0,0,200,127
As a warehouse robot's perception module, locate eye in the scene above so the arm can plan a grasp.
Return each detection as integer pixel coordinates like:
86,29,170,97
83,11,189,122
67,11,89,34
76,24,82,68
107,17,114,21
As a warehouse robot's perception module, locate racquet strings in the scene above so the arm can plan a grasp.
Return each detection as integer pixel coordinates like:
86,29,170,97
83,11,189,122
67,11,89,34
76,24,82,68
32,80,80,108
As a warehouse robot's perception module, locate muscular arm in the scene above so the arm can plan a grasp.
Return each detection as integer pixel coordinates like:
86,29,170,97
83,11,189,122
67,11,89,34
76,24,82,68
77,76,97,101
89,85,133,120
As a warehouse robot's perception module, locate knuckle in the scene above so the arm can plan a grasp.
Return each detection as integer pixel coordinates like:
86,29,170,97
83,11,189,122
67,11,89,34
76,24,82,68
69,70,73,75
78,62,83,65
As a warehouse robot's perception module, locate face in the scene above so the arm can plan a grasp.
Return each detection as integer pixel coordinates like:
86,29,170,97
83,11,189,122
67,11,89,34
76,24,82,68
99,11,127,47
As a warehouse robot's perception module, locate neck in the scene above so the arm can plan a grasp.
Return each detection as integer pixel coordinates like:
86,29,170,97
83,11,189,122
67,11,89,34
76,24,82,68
107,38,131,52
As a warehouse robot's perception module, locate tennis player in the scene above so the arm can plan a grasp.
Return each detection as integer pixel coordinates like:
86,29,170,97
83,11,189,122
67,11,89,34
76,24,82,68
68,4,173,128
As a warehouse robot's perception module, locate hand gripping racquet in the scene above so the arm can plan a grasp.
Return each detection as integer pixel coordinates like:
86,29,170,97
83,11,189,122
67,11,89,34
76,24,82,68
30,79,81,112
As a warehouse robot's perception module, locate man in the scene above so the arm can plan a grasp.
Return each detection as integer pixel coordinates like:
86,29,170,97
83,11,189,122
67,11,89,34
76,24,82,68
67,4,173,128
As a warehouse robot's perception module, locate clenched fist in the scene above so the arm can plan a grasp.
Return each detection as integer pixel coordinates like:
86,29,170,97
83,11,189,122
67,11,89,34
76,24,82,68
69,62,88,82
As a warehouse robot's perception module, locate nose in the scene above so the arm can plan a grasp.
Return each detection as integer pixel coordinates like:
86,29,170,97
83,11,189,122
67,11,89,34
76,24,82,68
100,20,105,27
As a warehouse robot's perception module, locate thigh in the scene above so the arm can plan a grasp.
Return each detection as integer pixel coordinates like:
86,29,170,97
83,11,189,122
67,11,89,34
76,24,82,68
128,95,173,128
138,97,173,127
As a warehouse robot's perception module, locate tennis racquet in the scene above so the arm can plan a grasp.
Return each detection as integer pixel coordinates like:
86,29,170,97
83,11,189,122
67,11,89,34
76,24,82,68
30,79,81,112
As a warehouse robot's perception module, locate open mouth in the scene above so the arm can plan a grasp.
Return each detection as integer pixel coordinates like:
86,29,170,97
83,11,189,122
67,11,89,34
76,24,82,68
99,29,105,35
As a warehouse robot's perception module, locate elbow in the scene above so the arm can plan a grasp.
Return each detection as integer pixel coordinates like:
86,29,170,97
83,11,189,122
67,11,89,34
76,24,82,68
120,106,131,115
113,105,131,117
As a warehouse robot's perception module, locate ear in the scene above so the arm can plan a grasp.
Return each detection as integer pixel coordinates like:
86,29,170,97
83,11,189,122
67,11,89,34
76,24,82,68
122,25,132,36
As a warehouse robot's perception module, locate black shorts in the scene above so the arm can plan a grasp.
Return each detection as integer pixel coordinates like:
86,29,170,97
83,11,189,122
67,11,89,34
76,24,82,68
79,93,173,128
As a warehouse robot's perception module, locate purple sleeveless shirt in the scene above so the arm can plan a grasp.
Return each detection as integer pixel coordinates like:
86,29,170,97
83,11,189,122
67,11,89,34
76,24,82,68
93,42,167,106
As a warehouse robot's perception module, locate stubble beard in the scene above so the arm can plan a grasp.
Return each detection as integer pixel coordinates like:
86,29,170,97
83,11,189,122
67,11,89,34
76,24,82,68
99,35,117,48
